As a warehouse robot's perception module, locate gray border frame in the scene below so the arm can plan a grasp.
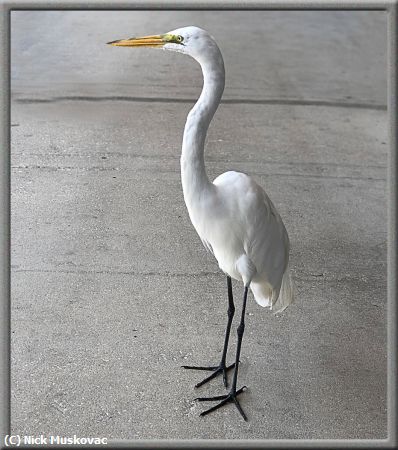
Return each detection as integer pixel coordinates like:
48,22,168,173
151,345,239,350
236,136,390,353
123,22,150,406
1,1,396,449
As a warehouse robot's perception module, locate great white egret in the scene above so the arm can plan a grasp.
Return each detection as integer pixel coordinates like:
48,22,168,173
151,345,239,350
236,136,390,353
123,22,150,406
108,26,294,421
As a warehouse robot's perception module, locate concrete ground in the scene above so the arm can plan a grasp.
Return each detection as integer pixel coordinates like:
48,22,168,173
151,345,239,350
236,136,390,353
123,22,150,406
11,10,387,441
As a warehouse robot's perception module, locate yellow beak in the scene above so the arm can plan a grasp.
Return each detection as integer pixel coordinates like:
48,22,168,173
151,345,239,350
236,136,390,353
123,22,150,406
107,35,166,48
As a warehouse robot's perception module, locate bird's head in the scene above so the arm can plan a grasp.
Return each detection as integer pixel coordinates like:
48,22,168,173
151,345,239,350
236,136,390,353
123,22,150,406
107,26,220,64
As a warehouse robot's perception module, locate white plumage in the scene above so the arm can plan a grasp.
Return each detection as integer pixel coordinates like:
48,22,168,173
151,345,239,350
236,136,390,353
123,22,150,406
175,26,294,312
108,25,294,421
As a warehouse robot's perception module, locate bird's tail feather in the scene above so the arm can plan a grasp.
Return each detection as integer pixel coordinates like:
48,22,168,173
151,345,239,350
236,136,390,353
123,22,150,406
271,262,294,313
250,263,294,313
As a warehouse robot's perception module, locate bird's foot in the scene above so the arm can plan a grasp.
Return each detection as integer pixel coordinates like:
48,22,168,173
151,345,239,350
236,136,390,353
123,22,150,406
195,385,248,421
181,362,235,388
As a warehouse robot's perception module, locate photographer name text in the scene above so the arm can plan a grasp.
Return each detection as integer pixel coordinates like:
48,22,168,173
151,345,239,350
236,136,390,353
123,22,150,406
4,434,108,446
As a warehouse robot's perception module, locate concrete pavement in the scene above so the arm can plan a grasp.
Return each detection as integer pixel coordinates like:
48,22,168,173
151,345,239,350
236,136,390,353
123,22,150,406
11,10,387,441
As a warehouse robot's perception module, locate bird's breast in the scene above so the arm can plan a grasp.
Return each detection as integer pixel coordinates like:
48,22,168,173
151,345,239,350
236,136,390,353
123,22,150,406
188,203,246,280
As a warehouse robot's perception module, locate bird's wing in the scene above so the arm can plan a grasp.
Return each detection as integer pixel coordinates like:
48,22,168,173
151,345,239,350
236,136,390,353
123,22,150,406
213,170,289,286
200,237,214,255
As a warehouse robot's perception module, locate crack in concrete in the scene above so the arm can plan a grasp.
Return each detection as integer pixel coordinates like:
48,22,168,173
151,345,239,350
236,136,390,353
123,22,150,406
10,165,386,181
12,268,220,278
13,95,387,111
12,267,379,285
10,152,387,170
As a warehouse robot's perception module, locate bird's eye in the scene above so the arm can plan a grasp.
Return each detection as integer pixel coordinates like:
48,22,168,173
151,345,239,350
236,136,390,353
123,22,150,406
176,35,184,43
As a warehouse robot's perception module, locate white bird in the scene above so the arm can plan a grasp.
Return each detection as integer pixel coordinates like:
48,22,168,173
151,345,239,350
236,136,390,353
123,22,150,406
108,26,294,421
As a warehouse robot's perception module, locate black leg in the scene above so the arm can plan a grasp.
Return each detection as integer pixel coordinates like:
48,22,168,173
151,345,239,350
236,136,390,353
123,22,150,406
196,285,249,421
182,276,236,388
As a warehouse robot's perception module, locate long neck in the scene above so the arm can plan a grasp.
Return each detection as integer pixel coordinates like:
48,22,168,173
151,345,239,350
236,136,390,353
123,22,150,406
181,48,225,206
